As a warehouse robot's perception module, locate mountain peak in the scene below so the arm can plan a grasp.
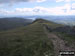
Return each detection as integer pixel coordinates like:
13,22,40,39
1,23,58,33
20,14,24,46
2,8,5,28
33,18,50,23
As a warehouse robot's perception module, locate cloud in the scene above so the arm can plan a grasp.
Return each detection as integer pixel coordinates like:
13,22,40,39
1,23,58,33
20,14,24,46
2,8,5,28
56,0,71,2
0,0,30,3
36,0,46,2
0,4,4,7
56,0,64,2
65,0,71,2
72,3,75,9
15,5,75,15
72,0,75,1
0,0,46,4
0,4,75,16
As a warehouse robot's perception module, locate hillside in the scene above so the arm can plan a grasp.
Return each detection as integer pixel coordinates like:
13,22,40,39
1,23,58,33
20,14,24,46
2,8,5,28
0,19,75,56
0,17,32,31
0,19,54,56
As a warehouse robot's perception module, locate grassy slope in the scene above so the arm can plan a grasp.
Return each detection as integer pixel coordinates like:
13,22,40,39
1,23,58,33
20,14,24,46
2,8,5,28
0,20,54,56
43,22,64,29
58,32,75,44
0,19,74,56
44,21,75,44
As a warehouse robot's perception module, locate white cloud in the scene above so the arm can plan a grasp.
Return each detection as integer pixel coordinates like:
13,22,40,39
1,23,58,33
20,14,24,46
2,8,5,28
36,0,46,2
0,4,75,16
72,0,75,1
65,0,71,2
56,0,64,2
72,3,75,9
0,0,46,4
56,0,71,2
0,4,4,7
64,4,71,12
70,10,75,14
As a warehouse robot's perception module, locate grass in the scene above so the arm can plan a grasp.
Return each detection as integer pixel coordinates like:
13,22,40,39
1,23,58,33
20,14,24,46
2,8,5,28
0,21,54,56
0,19,75,56
43,22,64,29
43,21,75,46
59,32,75,44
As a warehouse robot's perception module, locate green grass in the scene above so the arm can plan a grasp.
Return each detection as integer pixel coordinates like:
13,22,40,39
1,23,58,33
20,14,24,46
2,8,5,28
0,21,54,56
59,32,75,44
43,20,75,46
53,31,75,46
43,22,64,29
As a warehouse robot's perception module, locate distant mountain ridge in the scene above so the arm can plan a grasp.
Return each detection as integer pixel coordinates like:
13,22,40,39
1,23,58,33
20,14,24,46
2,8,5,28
21,16,75,25
0,17,33,31
1,16,75,25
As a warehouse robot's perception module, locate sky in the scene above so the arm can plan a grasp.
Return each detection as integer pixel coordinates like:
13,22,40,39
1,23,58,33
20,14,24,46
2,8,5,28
0,0,75,17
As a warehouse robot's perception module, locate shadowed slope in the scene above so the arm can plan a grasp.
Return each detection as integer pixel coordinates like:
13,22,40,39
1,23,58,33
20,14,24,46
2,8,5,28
0,17,32,31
